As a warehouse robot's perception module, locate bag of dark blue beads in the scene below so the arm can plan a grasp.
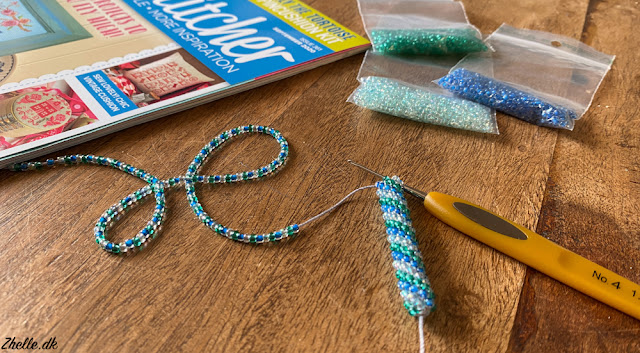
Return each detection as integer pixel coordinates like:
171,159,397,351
357,0,490,56
436,24,615,130
348,50,499,134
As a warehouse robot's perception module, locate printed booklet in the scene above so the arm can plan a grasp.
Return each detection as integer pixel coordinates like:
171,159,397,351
0,0,369,166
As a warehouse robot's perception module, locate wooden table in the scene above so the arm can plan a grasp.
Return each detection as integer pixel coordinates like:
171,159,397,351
1,0,638,351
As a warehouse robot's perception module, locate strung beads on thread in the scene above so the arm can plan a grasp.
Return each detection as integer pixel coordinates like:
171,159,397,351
184,125,299,244
8,125,299,253
9,153,167,253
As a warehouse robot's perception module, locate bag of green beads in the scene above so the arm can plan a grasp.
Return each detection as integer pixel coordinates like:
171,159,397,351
348,51,499,134
357,0,489,56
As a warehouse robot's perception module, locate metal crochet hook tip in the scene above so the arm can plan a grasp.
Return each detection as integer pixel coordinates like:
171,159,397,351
347,160,428,200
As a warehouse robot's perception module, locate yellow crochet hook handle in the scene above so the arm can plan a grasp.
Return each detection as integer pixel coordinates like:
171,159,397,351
424,191,640,321
347,160,640,321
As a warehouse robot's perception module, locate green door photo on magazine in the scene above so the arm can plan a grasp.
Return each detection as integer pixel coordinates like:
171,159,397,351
0,0,91,56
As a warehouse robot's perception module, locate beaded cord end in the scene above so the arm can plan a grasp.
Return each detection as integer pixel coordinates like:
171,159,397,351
377,176,435,317
438,68,577,130
351,76,498,134
370,28,488,56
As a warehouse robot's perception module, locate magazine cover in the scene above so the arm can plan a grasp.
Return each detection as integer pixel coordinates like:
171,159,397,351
0,0,369,165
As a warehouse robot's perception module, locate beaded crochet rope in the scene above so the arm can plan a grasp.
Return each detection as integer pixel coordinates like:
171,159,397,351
377,176,435,317
8,125,436,321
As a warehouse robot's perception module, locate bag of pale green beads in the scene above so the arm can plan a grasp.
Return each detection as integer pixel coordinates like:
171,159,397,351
357,0,489,56
348,51,499,134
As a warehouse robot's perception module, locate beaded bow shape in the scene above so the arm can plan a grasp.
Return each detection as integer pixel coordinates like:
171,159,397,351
9,125,298,254
9,125,434,318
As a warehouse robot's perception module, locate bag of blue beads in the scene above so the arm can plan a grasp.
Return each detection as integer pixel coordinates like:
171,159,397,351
357,0,489,56
436,24,615,130
348,51,499,134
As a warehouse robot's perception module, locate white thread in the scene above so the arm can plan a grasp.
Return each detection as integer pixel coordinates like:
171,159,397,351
300,185,376,227
419,315,425,353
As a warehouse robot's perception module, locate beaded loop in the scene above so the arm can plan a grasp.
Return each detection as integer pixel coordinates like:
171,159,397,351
8,125,299,253
184,125,299,244
94,183,166,254
377,176,435,317
9,153,167,254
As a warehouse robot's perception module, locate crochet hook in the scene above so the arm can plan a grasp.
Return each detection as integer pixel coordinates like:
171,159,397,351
348,160,640,321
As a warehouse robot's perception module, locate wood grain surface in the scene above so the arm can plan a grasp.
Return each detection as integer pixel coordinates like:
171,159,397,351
0,0,638,352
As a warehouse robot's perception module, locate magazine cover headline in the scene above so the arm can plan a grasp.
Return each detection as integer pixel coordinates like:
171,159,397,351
123,0,367,84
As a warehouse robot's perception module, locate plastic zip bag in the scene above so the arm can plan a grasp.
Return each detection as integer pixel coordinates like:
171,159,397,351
348,51,499,134
357,0,488,56
437,24,615,129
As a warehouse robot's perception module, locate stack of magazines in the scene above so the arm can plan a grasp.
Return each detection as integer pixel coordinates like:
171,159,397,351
0,0,369,166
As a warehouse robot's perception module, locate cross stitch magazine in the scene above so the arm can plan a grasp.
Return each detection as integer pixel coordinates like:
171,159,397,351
0,0,369,166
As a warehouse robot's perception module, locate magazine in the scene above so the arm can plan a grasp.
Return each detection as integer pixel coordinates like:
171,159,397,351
0,0,369,166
